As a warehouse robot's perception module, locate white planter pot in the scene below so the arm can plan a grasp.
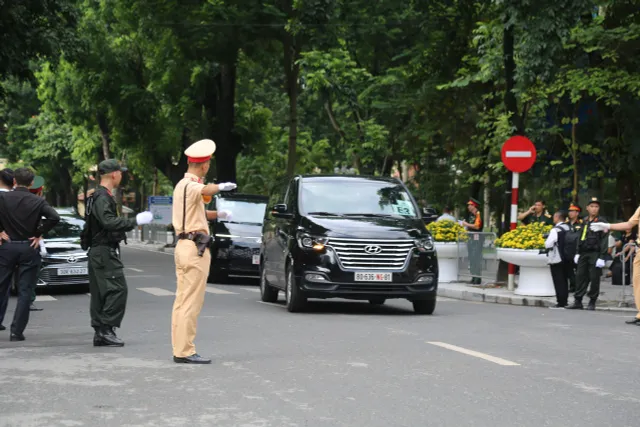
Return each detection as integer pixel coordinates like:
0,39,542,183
496,248,555,297
434,242,468,283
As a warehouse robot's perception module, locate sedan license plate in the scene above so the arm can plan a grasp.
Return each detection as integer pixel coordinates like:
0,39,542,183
354,272,392,282
58,268,88,276
252,255,260,265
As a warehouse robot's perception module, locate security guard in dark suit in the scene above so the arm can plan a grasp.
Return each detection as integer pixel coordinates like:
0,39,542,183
567,197,608,310
85,159,153,346
461,198,483,284
565,204,584,292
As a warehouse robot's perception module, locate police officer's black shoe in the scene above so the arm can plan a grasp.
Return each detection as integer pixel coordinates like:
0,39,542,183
565,301,584,310
586,300,597,311
173,353,211,364
95,326,124,347
0,324,6,331
10,333,25,341
625,318,640,325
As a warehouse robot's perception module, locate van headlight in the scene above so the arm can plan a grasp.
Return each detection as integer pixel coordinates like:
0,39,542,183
296,233,328,251
414,236,434,251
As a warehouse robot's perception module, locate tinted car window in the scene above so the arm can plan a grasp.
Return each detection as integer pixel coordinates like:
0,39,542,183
217,199,267,224
299,179,418,218
43,216,85,239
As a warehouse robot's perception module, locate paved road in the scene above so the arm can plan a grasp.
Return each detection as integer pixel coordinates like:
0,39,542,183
1,247,639,427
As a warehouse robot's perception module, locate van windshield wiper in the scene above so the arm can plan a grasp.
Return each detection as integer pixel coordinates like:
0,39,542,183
307,211,343,217
342,213,396,218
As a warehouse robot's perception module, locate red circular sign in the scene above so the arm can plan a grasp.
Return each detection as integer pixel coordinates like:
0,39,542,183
501,136,537,173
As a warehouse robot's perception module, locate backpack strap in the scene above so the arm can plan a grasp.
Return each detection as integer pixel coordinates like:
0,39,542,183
183,182,189,233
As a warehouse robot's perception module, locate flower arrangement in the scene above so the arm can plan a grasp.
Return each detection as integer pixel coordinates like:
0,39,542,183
495,222,553,250
426,220,468,242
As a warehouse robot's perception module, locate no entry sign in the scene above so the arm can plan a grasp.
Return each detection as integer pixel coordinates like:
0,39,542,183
501,136,536,173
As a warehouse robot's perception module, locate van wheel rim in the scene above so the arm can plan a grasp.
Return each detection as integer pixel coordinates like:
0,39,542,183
286,271,291,304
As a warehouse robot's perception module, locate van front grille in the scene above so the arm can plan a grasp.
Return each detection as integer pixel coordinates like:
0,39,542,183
327,238,414,270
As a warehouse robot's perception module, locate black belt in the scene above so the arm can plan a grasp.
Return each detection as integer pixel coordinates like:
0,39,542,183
178,232,200,241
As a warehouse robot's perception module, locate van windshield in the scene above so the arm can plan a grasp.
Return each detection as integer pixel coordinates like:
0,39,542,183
300,179,418,218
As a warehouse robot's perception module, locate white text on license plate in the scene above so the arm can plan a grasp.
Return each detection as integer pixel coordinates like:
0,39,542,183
58,268,88,276
252,255,260,265
354,272,392,282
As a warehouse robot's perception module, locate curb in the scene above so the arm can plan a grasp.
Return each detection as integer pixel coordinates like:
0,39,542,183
436,287,637,313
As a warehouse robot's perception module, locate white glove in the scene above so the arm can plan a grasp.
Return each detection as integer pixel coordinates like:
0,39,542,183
590,222,610,233
217,182,237,192
217,210,232,221
136,211,154,225
574,255,580,264
595,258,606,268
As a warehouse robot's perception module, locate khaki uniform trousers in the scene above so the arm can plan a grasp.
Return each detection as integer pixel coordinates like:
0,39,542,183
172,239,211,357
633,255,640,320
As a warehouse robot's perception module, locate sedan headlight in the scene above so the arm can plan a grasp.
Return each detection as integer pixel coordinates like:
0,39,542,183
414,236,434,251
296,232,328,251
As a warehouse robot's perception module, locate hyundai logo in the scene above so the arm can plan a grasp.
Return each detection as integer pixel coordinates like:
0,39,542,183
67,256,77,264
364,245,383,254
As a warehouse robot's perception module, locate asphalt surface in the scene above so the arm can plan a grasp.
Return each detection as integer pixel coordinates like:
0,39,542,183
1,247,639,427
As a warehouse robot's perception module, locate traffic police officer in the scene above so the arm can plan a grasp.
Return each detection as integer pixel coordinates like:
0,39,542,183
461,198,483,285
171,139,235,364
27,176,46,311
590,206,640,325
86,159,153,346
565,203,584,292
567,197,608,310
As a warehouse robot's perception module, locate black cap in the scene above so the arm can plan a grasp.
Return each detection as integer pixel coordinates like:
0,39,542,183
98,159,128,174
587,197,600,206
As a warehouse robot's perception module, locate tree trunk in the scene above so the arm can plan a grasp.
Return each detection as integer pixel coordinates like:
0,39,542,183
96,111,111,160
283,27,299,177
213,62,240,183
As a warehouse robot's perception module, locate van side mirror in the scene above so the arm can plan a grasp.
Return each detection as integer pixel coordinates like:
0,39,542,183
271,204,293,219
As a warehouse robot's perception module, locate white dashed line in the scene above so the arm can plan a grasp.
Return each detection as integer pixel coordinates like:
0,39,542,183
257,301,284,308
127,267,144,272
427,342,520,366
34,295,57,302
242,287,260,293
137,287,175,296
205,287,238,295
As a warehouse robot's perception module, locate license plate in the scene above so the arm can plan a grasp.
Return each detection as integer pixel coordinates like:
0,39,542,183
58,268,88,276
354,272,392,282
252,255,260,265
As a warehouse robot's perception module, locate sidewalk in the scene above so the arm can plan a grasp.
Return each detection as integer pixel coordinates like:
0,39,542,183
437,279,637,313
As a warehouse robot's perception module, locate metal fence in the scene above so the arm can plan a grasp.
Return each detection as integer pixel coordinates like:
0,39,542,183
619,243,636,308
456,232,499,288
126,224,175,246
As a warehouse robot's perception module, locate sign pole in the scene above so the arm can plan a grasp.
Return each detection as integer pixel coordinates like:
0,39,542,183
508,172,519,291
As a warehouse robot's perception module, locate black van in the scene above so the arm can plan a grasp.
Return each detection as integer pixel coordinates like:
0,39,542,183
259,175,439,314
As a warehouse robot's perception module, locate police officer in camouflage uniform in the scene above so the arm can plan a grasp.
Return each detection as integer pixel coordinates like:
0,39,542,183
84,160,153,346
518,199,554,225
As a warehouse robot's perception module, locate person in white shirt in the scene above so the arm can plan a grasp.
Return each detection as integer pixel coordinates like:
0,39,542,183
545,210,572,308
436,206,457,222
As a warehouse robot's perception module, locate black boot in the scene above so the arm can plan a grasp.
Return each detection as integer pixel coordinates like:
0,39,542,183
586,299,596,311
95,326,124,347
565,299,584,310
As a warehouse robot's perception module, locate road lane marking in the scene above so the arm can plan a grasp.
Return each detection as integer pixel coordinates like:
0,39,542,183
124,246,174,256
242,287,260,293
35,295,56,302
427,342,520,366
206,287,238,295
257,301,284,308
138,287,175,296
127,267,144,272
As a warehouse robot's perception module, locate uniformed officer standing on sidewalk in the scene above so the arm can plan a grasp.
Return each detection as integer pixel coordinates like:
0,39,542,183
27,175,46,312
567,197,609,310
85,159,153,346
171,139,235,364
0,168,60,341
461,198,483,285
565,203,584,292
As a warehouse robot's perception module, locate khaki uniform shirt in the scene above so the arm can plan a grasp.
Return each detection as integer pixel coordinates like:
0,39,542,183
627,206,640,267
172,173,208,234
